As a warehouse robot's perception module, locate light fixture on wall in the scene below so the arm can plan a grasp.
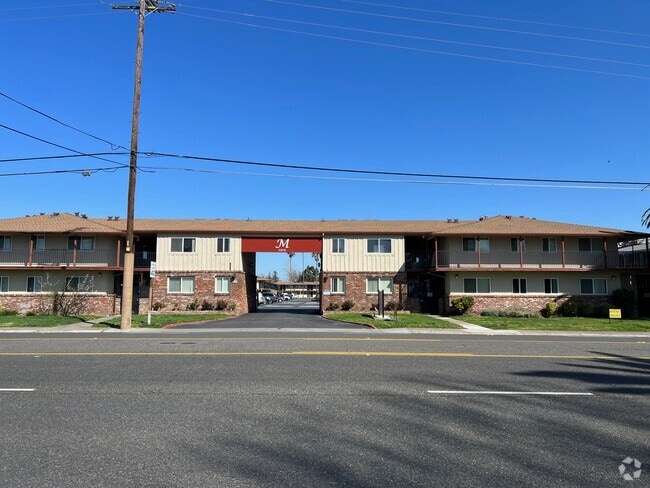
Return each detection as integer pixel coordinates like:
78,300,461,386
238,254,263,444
231,275,238,284
98,272,102,277
454,274,459,279
611,275,616,281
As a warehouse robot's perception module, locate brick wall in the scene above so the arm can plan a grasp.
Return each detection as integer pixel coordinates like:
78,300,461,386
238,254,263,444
0,294,118,316
322,272,407,312
150,271,249,315
448,294,612,316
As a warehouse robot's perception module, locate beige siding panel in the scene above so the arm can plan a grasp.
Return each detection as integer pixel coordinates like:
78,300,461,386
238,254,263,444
157,235,243,272
323,236,404,273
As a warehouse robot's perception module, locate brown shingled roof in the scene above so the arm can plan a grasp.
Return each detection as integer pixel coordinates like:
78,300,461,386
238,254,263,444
0,213,643,238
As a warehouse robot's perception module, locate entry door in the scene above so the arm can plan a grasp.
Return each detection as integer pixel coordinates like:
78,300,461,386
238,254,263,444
637,275,650,317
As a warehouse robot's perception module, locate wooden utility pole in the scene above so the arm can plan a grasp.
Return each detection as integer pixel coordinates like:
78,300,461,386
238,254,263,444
112,0,175,331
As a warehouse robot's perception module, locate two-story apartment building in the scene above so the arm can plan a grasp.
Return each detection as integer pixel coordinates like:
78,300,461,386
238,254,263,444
0,213,647,317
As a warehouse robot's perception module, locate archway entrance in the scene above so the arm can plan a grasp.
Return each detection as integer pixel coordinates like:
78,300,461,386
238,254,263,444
242,237,323,314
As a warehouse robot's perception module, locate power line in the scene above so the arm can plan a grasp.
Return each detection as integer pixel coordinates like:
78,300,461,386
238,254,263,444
338,0,650,39
264,0,650,50
178,13,650,80
0,166,125,177
0,153,130,164
0,12,111,23
0,3,103,12
0,91,128,150
0,123,127,167
182,5,650,69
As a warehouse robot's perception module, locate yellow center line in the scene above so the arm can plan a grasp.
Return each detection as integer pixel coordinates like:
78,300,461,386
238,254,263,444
0,351,648,359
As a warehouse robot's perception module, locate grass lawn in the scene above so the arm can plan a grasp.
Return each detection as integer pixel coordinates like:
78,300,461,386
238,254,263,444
96,313,230,329
0,315,98,327
325,312,461,329
459,316,650,332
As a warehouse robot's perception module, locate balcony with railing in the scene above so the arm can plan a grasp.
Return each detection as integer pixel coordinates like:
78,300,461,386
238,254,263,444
406,250,649,271
0,249,156,269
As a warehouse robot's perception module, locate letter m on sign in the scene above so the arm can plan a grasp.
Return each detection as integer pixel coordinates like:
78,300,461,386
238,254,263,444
275,239,290,251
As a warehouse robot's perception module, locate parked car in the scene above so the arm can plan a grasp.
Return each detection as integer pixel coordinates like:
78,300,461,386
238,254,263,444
262,292,277,303
281,293,292,300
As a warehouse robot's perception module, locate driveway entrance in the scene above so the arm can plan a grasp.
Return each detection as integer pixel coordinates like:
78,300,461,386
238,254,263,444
173,299,369,329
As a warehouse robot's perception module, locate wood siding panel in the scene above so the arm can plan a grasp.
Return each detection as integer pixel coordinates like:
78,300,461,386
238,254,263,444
323,236,404,273
157,235,243,272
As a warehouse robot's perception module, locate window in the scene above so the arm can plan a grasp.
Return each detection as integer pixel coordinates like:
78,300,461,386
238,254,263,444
367,239,391,254
0,235,12,250
463,237,489,253
67,236,95,251
0,276,8,292
463,278,491,293
580,278,607,295
511,238,526,252
578,238,604,253
33,235,45,250
331,276,346,294
542,237,557,253
27,276,43,293
332,238,345,254
171,237,196,253
65,276,93,292
512,278,527,294
367,277,393,294
216,237,231,253
168,276,195,293
215,276,230,294
544,278,559,294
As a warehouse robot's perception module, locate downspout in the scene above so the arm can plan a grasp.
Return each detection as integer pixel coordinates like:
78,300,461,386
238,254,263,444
561,237,566,269
603,237,608,269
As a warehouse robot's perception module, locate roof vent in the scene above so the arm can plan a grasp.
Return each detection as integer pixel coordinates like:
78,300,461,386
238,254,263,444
52,212,59,216
81,214,87,219
107,216,113,221
454,219,459,223
114,217,119,221
74,212,80,217
505,215,512,220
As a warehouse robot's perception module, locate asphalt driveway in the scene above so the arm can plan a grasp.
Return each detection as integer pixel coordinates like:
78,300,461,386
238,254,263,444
172,299,369,330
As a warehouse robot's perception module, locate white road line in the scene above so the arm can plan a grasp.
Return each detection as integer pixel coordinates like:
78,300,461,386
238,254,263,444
0,388,35,392
427,390,594,396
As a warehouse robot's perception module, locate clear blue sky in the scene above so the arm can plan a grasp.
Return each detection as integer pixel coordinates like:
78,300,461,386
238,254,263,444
1,1,649,277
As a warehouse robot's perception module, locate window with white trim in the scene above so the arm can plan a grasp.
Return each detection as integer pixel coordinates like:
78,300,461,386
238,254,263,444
65,276,94,292
216,237,231,253
332,238,345,254
544,278,559,294
215,276,230,294
462,237,489,253
168,276,195,293
330,276,346,294
510,238,525,252
463,278,491,293
0,235,12,251
367,239,391,254
171,237,196,253
542,237,557,253
27,276,43,293
578,238,604,252
580,278,607,295
512,278,527,294
366,277,393,294
0,276,8,292
67,236,95,251
32,235,45,250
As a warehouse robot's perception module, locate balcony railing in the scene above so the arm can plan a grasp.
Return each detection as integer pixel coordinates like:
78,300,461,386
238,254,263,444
0,249,156,268
410,250,648,270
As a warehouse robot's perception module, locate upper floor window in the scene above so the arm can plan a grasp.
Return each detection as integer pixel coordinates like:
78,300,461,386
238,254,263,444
367,277,393,294
0,276,8,292
168,276,195,294
463,278,491,293
68,236,95,251
330,276,346,294
171,237,195,253
580,278,607,295
463,237,489,253
578,238,604,253
0,235,12,251
32,235,45,250
216,237,231,253
542,237,557,253
332,238,345,254
66,276,94,292
510,238,526,252
27,276,43,293
215,276,230,294
367,238,391,254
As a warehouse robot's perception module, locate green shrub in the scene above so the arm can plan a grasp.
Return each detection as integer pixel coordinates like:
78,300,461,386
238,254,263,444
481,309,499,317
542,302,558,318
25,311,36,316
594,303,614,318
152,301,165,311
200,300,215,311
577,302,594,317
215,299,228,311
0,308,18,316
451,296,475,315
559,300,577,317
227,302,236,311
326,302,340,311
497,307,539,318
611,288,635,318
186,299,200,311
341,300,355,311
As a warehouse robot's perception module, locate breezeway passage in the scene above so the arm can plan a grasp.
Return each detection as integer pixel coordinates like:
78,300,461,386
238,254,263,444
171,299,369,330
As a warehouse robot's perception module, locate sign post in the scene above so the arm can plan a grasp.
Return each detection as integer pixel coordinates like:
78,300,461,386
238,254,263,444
148,261,156,326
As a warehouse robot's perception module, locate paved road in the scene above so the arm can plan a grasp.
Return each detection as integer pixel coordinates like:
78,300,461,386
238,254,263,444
0,332,648,487
172,298,369,330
